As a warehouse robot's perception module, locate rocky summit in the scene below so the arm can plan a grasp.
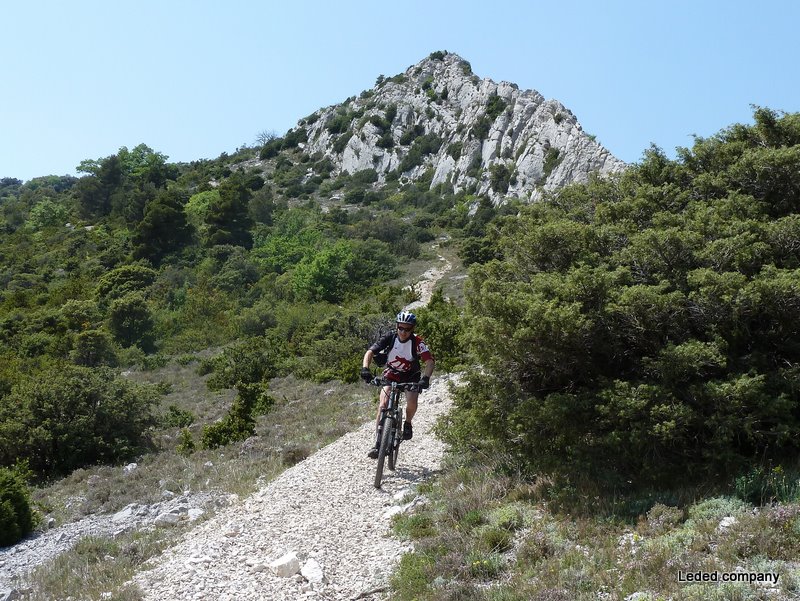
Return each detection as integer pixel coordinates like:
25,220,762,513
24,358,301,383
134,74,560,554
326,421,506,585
293,51,626,203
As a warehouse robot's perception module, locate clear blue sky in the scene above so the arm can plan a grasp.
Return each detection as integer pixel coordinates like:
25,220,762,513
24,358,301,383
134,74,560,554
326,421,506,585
2,0,798,182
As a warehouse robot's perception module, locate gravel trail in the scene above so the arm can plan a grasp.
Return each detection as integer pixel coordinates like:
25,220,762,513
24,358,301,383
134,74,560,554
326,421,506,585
132,374,457,601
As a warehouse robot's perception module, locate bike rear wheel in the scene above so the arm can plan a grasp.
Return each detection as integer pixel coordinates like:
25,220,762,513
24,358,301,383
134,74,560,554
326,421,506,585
374,415,394,488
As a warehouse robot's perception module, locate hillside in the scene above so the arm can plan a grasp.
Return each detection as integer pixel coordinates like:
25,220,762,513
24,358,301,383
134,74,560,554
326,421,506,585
3,48,800,601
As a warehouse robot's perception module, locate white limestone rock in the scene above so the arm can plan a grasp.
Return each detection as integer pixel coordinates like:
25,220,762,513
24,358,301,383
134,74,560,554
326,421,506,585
301,558,327,585
296,52,625,205
269,552,301,578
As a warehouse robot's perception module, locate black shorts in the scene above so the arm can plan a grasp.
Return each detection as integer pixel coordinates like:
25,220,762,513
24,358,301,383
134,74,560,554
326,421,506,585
383,369,421,384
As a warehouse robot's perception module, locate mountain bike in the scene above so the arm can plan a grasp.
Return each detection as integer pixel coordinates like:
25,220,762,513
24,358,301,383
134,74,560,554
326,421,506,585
368,377,422,489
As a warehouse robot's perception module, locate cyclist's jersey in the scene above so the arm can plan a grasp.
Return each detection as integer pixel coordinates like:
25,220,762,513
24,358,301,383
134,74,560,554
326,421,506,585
369,332,434,381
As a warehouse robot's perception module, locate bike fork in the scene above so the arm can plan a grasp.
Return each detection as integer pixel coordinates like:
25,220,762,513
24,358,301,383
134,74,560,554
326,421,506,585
376,409,387,446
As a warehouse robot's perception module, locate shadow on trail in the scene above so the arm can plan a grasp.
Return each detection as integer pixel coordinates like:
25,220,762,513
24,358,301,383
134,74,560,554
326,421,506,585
383,463,442,488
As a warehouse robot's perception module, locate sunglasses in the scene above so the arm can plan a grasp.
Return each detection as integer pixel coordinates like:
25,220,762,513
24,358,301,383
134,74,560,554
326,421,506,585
396,325,413,332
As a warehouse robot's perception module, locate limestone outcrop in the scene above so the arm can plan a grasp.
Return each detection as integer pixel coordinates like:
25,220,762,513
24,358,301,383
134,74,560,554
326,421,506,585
291,51,626,203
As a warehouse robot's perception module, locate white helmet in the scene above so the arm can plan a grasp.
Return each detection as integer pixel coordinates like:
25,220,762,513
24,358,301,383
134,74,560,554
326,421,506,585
396,311,417,325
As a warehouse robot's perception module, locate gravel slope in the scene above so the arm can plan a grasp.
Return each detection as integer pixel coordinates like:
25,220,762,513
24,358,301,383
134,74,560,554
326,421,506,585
132,374,457,600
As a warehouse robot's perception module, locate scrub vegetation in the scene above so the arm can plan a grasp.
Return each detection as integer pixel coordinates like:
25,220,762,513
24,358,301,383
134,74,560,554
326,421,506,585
2,105,800,600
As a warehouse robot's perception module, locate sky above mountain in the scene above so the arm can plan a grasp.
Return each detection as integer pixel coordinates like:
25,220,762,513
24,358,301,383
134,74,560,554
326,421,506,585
2,0,798,182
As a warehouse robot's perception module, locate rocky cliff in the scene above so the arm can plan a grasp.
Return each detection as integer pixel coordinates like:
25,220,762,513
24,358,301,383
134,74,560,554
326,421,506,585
289,51,625,203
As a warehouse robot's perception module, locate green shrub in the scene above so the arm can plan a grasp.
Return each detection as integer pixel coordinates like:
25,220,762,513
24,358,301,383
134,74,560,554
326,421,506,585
176,428,195,456
107,293,154,349
292,239,397,304
161,404,195,429
70,330,117,366
638,503,685,536
399,134,443,173
490,163,512,193
95,265,157,303
332,132,353,153
486,94,507,120
205,336,280,391
350,169,379,185
185,189,220,236
392,513,437,539
1,365,157,477
391,552,436,600
293,309,385,383
201,383,266,449
0,465,35,546
467,551,504,578
60,300,101,331
27,198,69,230
282,127,307,149
542,147,561,179
472,115,493,141
259,137,283,159
460,509,485,530
447,142,463,160
447,108,800,489
19,331,57,357
400,125,425,146
477,525,513,552
686,497,750,524
326,111,352,135
489,504,524,531
376,133,394,149
415,289,468,371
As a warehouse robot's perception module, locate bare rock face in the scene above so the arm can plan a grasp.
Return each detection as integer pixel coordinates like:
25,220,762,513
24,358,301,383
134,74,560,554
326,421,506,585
294,51,626,203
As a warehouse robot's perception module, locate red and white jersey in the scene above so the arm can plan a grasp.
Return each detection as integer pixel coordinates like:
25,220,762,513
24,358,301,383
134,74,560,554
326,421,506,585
370,332,434,374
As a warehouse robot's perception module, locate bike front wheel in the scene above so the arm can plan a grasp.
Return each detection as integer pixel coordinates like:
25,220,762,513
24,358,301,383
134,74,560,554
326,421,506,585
388,408,402,471
374,416,394,488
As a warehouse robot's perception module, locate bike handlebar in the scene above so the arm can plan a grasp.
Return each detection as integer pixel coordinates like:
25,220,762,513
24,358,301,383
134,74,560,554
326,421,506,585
367,377,425,392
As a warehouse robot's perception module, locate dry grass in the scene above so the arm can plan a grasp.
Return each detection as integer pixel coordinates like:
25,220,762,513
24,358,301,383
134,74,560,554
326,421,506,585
389,457,800,601
22,356,378,601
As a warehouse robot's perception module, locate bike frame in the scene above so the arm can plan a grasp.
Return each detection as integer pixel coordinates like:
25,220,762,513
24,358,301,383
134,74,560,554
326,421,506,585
370,377,421,488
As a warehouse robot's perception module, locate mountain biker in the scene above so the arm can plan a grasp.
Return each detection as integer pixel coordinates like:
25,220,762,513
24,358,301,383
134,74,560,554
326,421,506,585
361,311,435,459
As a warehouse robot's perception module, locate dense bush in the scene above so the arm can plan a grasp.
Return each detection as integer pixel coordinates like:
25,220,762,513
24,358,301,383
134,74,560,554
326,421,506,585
399,134,443,173
471,115,493,141
0,465,35,546
400,125,425,146
292,239,397,303
201,384,259,449
542,147,562,180
0,365,157,477
184,190,219,237
107,293,154,349
132,188,192,264
202,336,280,448
70,330,118,366
205,173,254,248
205,336,280,391
332,132,353,154
326,110,353,135
447,142,463,160
485,94,507,120
447,108,800,488
415,289,468,371
95,265,157,304
489,163,512,193
259,137,283,159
